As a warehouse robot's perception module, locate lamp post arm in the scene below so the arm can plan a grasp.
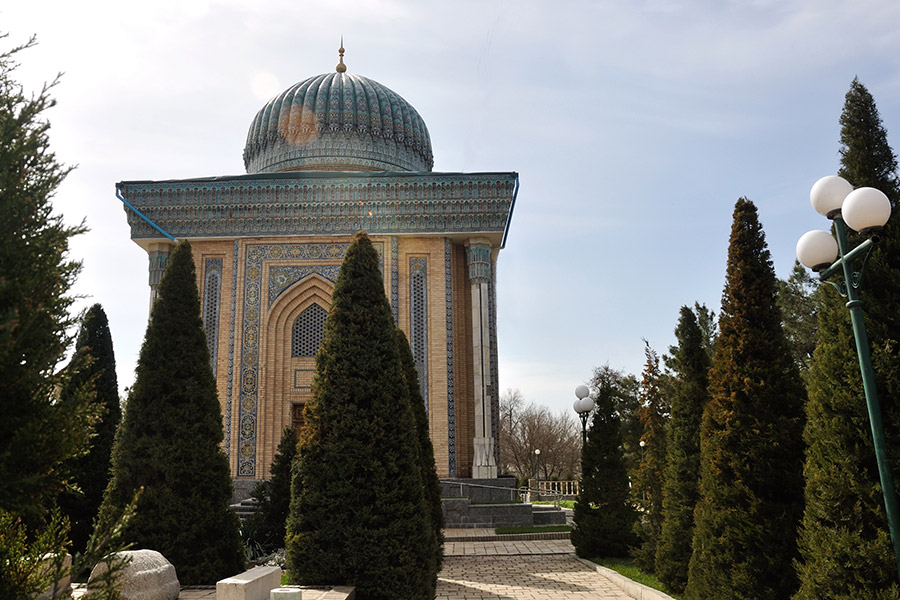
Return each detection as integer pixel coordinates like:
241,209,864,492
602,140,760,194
818,235,875,282
832,217,900,581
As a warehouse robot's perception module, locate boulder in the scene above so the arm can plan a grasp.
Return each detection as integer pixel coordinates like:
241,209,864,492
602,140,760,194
89,549,179,600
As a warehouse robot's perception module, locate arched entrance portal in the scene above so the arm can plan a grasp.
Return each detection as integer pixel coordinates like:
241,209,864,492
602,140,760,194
259,274,333,470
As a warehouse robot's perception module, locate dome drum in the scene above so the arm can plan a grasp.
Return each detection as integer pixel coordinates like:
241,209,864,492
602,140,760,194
245,130,430,173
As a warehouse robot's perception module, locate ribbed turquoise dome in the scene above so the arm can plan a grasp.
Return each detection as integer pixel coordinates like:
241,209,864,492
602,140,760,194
243,71,433,173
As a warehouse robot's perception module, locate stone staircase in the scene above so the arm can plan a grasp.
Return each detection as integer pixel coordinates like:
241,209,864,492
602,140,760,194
230,497,259,522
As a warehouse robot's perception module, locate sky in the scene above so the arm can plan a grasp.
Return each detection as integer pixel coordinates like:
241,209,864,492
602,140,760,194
6,0,900,418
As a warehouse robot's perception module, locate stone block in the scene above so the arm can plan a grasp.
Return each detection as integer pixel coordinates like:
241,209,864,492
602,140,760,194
440,477,517,503
532,506,567,525
270,588,302,600
88,549,179,600
217,565,282,600
37,553,71,600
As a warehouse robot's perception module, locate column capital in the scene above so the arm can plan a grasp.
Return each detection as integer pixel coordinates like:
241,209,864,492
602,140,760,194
465,239,493,284
148,242,176,311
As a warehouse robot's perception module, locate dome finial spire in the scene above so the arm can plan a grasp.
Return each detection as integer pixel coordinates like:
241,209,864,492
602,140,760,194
336,37,347,73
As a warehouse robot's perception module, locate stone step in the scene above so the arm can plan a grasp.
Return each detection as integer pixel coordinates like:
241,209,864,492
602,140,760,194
230,498,260,521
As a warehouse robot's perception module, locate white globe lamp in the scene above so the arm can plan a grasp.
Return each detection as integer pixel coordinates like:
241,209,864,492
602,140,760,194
810,175,853,218
842,187,892,234
796,230,838,272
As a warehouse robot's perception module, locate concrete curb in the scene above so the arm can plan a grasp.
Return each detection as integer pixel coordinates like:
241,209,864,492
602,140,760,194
575,557,677,600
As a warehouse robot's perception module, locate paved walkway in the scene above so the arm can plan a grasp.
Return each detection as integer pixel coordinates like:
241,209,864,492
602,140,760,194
438,530,632,600
141,530,639,600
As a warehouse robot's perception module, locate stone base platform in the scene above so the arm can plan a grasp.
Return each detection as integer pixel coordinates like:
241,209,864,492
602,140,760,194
73,585,354,600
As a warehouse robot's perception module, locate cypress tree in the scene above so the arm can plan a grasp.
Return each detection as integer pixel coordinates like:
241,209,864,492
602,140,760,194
245,426,297,552
631,342,667,572
99,240,245,584
395,327,444,594
776,261,820,383
684,198,805,600
286,232,432,600
0,34,95,521
795,77,900,599
0,35,134,599
693,302,718,363
572,365,637,558
59,304,121,554
655,306,710,594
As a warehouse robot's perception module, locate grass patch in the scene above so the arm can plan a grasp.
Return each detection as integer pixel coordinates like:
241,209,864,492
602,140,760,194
589,557,680,599
533,500,575,509
494,525,572,535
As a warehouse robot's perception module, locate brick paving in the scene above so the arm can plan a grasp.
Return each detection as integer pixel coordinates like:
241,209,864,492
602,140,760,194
437,532,632,600
95,530,636,600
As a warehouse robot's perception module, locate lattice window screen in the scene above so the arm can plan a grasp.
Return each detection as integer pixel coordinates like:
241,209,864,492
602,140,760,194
202,259,222,374
291,304,327,358
410,258,428,410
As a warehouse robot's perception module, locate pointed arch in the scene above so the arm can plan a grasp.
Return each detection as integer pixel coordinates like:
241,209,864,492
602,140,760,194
257,273,334,473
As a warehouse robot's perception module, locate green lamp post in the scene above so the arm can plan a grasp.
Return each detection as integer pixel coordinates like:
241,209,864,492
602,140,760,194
796,174,900,580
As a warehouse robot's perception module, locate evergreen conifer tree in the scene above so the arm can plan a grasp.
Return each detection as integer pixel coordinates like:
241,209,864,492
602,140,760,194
99,241,245,584
684,198,805,600
693,302,718,363
0,34,95,521
795,77,900,599
572,365,637,558
395,327,444,593
776,261,820,382
58,304,121,553
0,35,137,600
245,427,297,552
286,232,432,600
655,306,710,594
631,342,667,572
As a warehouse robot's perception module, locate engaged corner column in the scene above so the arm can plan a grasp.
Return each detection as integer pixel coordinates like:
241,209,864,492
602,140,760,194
466,238,497,479
147,242,175,314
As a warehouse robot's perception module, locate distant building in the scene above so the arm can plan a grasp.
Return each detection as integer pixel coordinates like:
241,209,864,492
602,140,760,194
119,46,518,485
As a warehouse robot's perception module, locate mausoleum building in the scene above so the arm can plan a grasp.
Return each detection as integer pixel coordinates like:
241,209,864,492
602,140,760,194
118,48,518,483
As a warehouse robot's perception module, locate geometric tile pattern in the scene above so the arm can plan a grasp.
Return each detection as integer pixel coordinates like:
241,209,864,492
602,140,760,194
225,242,239,460
444,238,456,476
291,303,327,358
202,258,223,375
391,237,399,324
269,265,341,305
409,257,428,412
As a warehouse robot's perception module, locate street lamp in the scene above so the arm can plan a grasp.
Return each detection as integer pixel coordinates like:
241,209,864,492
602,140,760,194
573,384,595,446
534,448,542,499
797,174,900,580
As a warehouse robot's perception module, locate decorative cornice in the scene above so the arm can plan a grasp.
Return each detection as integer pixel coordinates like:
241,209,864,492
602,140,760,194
119,172,517,240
